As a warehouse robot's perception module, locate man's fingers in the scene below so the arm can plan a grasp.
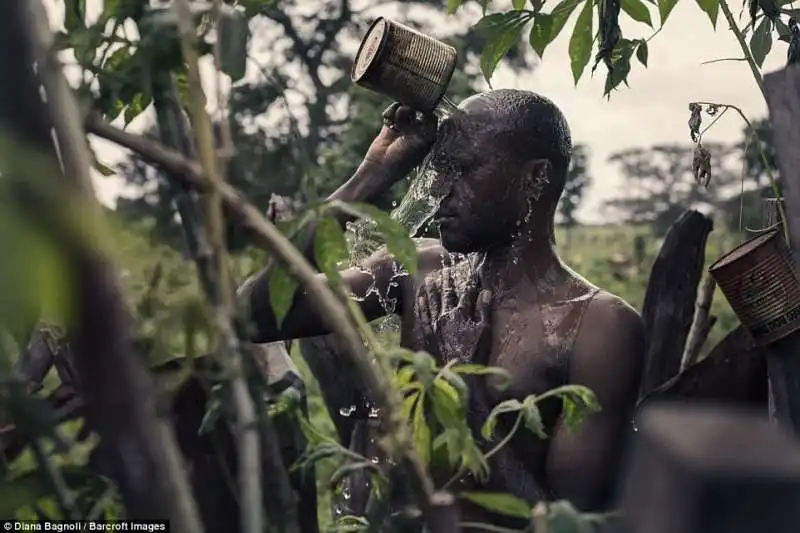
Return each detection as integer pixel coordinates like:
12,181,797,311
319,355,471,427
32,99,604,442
382,102,401,122
476,289,492,325
440,257,457,311
458,281,479,315
417,295,435,346
424,277,441,321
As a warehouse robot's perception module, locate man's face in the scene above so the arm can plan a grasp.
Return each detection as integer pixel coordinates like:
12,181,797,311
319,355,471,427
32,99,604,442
430,98,530,253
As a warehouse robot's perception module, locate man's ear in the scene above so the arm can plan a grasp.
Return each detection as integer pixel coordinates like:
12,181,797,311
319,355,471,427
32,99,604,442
523,159,552,201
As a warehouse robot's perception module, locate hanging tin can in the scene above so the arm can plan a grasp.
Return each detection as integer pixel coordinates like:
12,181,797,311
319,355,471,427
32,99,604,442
351,17,458,114
709,228,800,346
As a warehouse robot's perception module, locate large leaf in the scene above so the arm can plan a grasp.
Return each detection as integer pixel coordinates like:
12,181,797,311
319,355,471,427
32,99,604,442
475,11,536,84
750,17,773,67
621,0,654,26
268,265,299,328
695,0,720,28
636,39,649,66
460,491,531,519
529,0,583,57
412,392,431,465
568,0,594,84
481,399,523,440
65,0,87,32
657,0,680,25
314,216,349,289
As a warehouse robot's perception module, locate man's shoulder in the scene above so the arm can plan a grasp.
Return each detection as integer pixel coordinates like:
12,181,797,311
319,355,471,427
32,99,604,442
577,289,645,353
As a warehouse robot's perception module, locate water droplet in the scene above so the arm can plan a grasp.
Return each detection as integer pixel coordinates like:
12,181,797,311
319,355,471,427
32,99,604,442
392,200,397,207
339,405,357,417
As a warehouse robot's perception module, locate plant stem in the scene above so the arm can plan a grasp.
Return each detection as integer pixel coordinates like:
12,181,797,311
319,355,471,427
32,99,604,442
719,0,767,100
171,2,263,533
692,102,788,241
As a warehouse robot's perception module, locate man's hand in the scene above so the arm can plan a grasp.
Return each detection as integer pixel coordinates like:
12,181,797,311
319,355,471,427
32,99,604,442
363,102,436,174
415,257,492,363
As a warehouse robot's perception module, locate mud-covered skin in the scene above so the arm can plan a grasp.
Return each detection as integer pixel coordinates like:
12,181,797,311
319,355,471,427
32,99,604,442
241,91,646,524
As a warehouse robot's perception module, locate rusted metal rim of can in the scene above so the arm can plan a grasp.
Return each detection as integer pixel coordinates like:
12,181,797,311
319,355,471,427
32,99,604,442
709,227,800,347
351,17,389,84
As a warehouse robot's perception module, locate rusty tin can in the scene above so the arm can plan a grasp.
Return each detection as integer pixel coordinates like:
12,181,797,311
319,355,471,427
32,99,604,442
351,17,458,113
709,227,800,346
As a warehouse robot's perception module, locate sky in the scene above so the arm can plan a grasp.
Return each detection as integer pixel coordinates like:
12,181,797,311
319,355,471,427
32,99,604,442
43,0,791,223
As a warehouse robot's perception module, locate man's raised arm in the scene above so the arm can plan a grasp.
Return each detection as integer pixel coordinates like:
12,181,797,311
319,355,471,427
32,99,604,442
237,104,438,343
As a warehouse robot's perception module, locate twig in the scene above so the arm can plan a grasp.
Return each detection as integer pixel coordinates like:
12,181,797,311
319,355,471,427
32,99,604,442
30,438,79,519
171,2,262,533
701,57,747,65
18,1,204,529
692,101,788,241
85,116,440,524
681,276,718,370
719,0,767,100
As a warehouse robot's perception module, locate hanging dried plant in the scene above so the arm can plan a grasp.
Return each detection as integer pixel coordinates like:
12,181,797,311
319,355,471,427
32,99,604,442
693,143,712,189
688,103,702,142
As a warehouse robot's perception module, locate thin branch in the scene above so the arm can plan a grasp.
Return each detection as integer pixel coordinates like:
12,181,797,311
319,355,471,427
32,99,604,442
681,276,718,370
719,0,767,100
172,2,262,533
701,57,748,65
692,101,788,240
86,116,440,524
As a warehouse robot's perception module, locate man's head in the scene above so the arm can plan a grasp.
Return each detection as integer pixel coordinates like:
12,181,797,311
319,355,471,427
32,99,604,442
430,89,572,253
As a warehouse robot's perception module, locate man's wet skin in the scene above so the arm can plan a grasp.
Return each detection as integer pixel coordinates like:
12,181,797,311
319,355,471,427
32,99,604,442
239,90,645,528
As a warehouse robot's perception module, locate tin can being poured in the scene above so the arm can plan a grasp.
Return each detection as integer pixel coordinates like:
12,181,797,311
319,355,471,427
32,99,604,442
351,17,458,114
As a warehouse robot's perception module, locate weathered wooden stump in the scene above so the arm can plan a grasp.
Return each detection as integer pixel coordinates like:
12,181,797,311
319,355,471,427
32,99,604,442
621,403,800,533
639,210,714,397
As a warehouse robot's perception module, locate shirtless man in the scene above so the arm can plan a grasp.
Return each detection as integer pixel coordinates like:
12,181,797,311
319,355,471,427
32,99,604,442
239,89,645,523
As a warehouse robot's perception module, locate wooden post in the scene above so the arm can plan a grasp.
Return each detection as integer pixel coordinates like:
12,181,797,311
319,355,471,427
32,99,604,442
639,210,714,397
759,66,800,433
620,403,800,533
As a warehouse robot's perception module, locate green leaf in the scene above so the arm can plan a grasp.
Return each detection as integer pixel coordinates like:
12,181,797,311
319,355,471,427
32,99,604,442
412,392,431,465
447,0,464,13
550,0,584,37
475,11,535,84
431,378,463,428
460,491,531,519
529,14,554,57
547,385,601,430
694,0,719,27
513,0,527,9
65,0,87,33
218,5,250,82
93,160,116,177
481,399,522,440
521,396,548,438
750,17,773,68
314,216,349,279
451,364,512,390
657,0,680,25
568,0,594,84
123,91,152,126
268,265,299,328
401,390,420,420
636,39,649,66
621,0,653,26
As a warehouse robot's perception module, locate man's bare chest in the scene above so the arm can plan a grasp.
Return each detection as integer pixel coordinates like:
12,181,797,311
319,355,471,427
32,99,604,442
484,305,572,402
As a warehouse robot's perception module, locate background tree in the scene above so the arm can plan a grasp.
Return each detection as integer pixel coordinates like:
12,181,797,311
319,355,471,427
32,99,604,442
113,0,538,248
604,143,742,236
